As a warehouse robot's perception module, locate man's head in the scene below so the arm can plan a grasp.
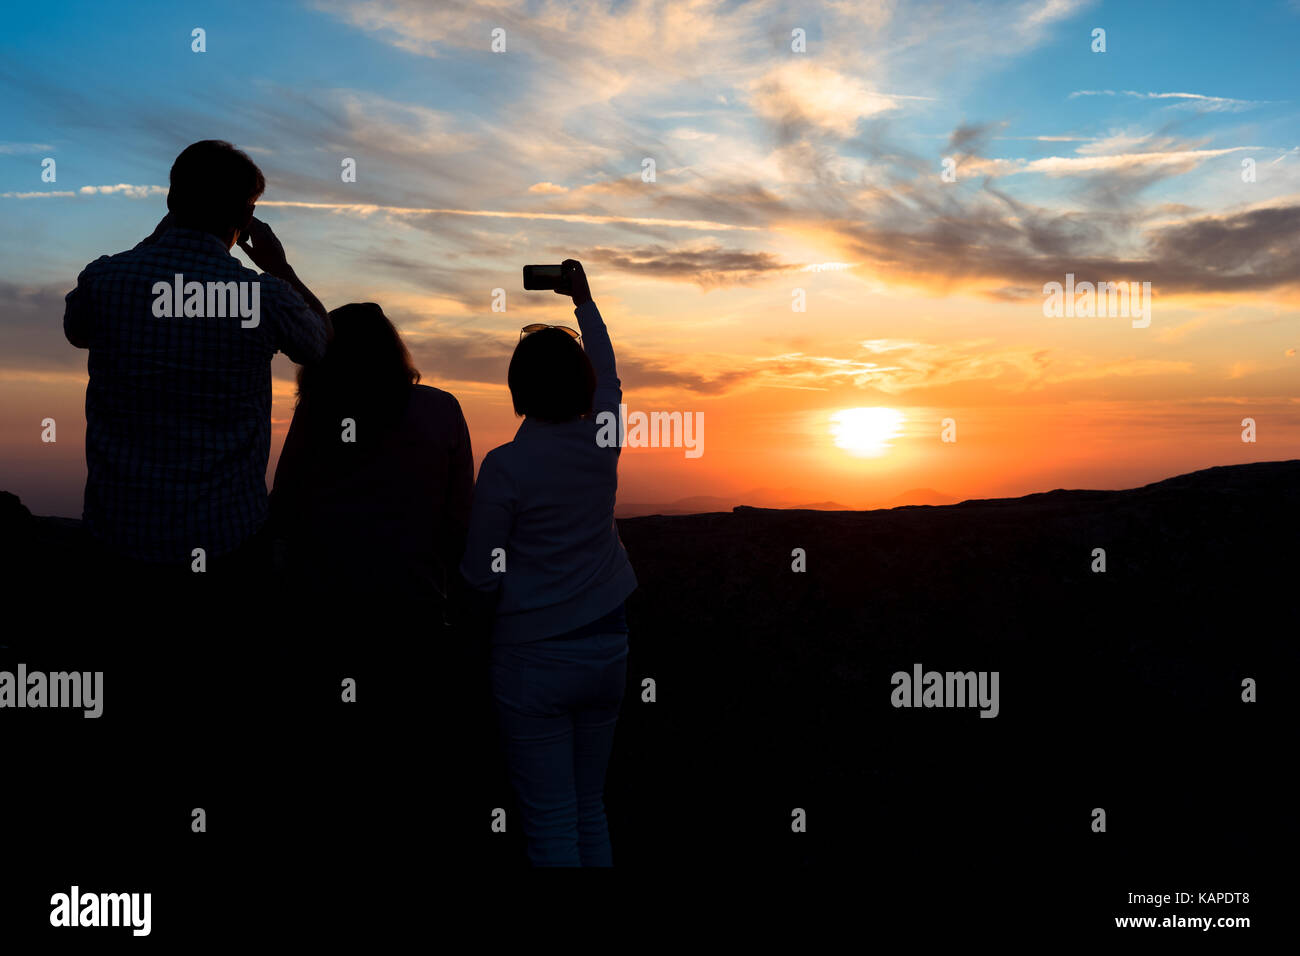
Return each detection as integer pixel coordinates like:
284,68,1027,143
167,140,265,247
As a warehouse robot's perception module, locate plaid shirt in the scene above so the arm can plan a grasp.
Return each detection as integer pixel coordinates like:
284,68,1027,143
64,227,327,565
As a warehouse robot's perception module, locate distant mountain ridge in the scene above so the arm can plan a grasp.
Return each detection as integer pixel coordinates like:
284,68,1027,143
617,486,956,517
616,461,1300,517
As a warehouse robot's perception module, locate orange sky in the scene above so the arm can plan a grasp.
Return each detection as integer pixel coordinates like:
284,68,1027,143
6,275,1296,517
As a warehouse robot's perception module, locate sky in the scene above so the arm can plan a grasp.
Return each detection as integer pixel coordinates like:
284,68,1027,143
1,0,1298,517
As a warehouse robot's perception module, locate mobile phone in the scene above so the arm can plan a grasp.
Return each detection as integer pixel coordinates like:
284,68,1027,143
523,264,567,291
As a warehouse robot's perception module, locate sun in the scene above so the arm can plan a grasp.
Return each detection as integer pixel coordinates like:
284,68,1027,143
829,407,905,457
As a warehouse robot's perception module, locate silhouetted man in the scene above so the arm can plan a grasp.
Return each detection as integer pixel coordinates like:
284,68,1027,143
64,140,331,587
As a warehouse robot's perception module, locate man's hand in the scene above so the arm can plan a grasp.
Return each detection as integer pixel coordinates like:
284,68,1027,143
237,216,330,334
237,217,291,276
556,258,592,307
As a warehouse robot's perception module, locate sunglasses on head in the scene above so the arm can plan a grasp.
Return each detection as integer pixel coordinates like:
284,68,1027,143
520,323,582,343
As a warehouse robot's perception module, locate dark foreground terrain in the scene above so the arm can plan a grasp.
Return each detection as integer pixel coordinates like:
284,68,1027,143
1,460,1292,934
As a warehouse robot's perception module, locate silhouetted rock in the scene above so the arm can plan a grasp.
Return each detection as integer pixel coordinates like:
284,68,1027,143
3,459,1292,896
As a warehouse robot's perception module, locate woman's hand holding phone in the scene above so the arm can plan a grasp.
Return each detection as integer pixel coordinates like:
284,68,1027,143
558,259,592,307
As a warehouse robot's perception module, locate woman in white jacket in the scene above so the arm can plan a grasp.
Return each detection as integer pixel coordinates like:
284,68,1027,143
461,260,637,867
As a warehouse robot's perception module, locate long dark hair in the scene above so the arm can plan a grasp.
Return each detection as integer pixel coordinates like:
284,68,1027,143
295,302,421,455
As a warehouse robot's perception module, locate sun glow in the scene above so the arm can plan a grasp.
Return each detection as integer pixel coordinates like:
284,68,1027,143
830,407,905,457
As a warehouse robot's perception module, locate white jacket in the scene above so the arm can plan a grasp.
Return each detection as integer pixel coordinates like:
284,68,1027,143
460,300,637,642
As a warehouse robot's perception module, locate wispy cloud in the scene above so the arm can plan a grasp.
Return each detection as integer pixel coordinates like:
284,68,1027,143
0,141,54,154
78,184,167,197
1022,147,1254,174
3,184,166,199
1069,90,1272,112
257,199,760,232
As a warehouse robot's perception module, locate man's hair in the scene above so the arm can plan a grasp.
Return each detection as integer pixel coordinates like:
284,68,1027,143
167,140,265,236
508,329,597,422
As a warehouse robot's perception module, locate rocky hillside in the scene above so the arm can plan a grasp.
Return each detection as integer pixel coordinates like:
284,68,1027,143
2,461,1292,913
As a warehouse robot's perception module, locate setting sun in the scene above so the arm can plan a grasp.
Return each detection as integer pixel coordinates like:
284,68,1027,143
829,407,905,457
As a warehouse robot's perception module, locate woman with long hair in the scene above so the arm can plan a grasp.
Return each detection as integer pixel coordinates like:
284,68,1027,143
271,302,473,607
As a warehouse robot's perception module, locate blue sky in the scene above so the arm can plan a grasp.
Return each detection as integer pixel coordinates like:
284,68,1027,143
3,0,1298,515
4,0,1297,287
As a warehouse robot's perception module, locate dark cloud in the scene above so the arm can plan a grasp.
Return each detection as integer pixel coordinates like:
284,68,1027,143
1069,158,1208,210
947,121,1003,155
617,357,755,394
394,313,757,395
1146,205,1300,289
833,197,1300,294
584,244,797,288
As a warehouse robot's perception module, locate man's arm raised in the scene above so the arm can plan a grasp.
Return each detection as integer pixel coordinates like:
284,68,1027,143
238,217,333,344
